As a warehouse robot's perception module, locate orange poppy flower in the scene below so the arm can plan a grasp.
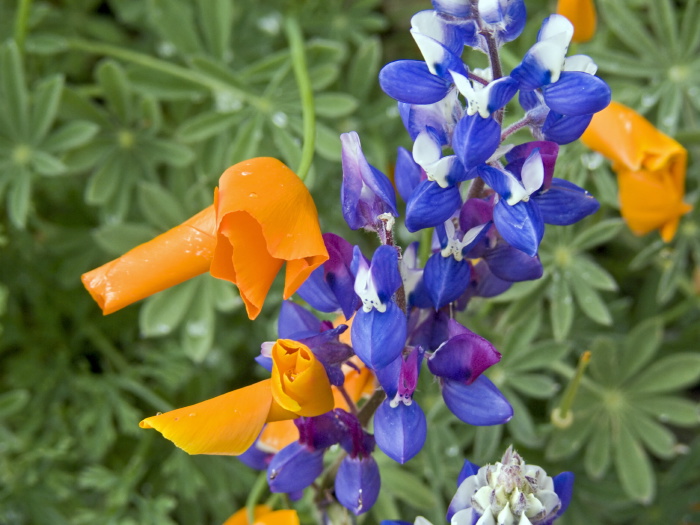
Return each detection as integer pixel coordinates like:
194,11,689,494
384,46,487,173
581,101,693,242
556,0,596,43
223,505,299,525
81,157,328,320
139,339,333,455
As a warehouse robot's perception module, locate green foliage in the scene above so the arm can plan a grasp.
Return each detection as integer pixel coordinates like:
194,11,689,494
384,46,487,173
0,0,698,524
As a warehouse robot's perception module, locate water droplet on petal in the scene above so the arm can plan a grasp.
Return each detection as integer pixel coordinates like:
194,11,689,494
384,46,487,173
249,192,258,198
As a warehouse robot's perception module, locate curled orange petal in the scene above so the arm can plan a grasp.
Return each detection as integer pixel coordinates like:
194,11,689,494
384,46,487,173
211,158,328,319
556,0,596,43
270,339,334,417
139,380,273,456
223,506,300,525
223,505,272,525
581,101,692,242
258,420,300,453
81,206,216,315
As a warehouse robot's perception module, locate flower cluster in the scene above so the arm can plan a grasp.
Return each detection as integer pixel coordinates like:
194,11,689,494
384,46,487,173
80,0,610,522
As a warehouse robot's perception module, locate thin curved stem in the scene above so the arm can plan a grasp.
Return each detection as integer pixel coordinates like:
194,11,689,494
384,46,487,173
284,15,316,181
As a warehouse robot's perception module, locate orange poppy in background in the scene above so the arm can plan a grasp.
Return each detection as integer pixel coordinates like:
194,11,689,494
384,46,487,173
581,101,693,242
556,0,596,43
223,505,299,525
139,339,333,455
81,157,328,320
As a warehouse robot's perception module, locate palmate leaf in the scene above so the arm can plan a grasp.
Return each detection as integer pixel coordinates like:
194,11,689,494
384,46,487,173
614,422,655,503
30,75,64,144
0,41,29,139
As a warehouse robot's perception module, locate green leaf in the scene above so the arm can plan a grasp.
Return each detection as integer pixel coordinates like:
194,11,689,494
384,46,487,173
7,168,31,228
637,396,700,427
139,279,199,337
588,337,619,387
508,340,569,371
315,92,359,118
30,75,64,143
308,64,339,91
140,95,162,134
0,42,29,138
614,422,655,503
181,283,215,363
137,182,187,230
626,409,676,459
505,392,540,447
571,256,617,292
196,1,233,59
270,124,302,172
85,151,122,205
509,373,559,399
93,222,159,255
549,273,573,342
381,466,439,510
315,121,341,161
591,165,618,209
618,318,663,383
599,0,664,62
594,49,662,79
627,353,700,395
584,417,611,479
628,239,665,270
656,243,687,303
96,60,132,123
30,150,66,176
473,423,503,463
569,272,612,326
148,0,203,56
127,65,206,100
572,218,624,252
0,389,30,418
489,276,547,303
209,278,240,312
143,138,194,167
228,112,263,164
176,111,239,143
348,37,381,99
25,33,69,55
649,0,679,54
680,0,700,56
43,121,100,152
546,412,594,460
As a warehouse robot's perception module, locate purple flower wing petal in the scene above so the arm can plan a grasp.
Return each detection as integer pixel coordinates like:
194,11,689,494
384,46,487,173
553,471,575,517
371,245,403,302
395,146,424,202
267,442,324,493
543,72,611,116
453,114,501,169
423,253,472,309
536,178,600,225
374,399,427,464
441,374,513,426
379,60,452,104
351,303,407,370
457,459,480,486
493,199,544,257
543,111,593,145
483,242,543,282
295,269,340,314
335,456,381,515
406,180,462,232
428,330,501,383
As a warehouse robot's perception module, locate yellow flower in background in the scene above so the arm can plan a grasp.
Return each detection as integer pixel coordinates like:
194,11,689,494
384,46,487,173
223,505,299,525
82,157,328,320
139,339,333,455
556,0,596,42
581,101,693,242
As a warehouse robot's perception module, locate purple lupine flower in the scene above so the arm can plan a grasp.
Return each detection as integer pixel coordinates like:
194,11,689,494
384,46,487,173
267,441,325,493
395,146,426,204
296,233,361,319
341,132,398,233
373,347,427,463
448,446,574,524
335,454,381,515
428,319,512,425
477,0,527,44
351,245,407,370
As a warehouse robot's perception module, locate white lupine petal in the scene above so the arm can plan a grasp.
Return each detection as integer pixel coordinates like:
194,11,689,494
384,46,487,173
528,39,568,84
415,517,435,525
564,54,598,75
476,511,497,525
504,171,529,206
411,10,444,43
411,31,447,76
413,130,442,166
497,505,515,525
425,155,458,188
260,341,274,357
521,149,544,196
517,514,532,525
538,14,574,43
451,509,476,525
487,143,515,164
473,486,493,513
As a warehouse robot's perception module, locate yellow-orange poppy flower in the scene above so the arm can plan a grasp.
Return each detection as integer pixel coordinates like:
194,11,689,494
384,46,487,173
223,505,299,525
581,101,693,242
81,157,328,320
556,0,596,43
139,339,333,455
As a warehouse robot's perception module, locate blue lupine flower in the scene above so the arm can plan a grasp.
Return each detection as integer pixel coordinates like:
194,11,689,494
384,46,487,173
373,347,427,463
399,89,461,145
452,113,502,171
405,179,462,232
412,129,469,188
341,132,398,232
335,455,381,515
448,446,574,524
395,146,426,203
477,0,527,44
351,245,407,369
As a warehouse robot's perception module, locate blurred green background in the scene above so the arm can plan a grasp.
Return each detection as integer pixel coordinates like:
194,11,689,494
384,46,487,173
0,0,698,524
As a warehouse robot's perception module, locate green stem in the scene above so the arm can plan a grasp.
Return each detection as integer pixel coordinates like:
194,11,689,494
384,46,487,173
246,471,269,523
14,0,32,53
552,351,591,428
66,38,262,109
284,15,316,181
419,227,433,268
